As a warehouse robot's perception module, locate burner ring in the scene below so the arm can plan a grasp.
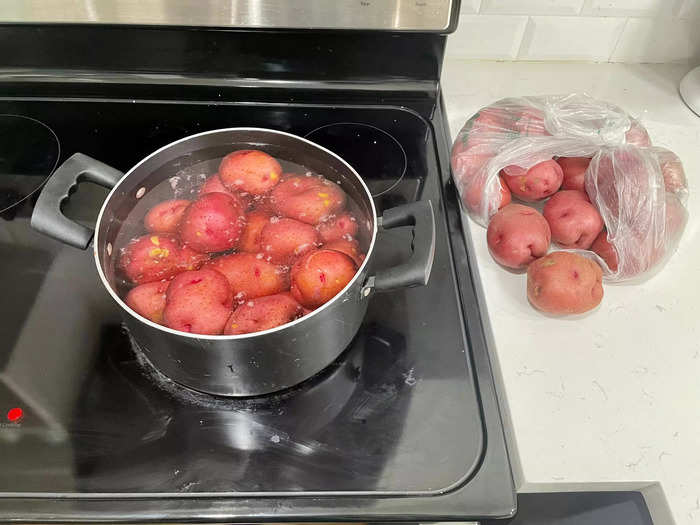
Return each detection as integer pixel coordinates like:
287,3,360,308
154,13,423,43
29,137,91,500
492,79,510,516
304,122,407,197
0,114,60,215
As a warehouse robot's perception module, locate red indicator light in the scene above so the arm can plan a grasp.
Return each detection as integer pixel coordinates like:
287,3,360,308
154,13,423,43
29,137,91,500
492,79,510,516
6,407,23,422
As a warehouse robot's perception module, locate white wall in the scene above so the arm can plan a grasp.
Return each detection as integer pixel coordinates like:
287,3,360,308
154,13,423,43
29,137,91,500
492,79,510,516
447,0,700,63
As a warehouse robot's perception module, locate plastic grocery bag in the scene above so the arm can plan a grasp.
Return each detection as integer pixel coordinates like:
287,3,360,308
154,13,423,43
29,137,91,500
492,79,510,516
585,145,688,280
450,94,688,282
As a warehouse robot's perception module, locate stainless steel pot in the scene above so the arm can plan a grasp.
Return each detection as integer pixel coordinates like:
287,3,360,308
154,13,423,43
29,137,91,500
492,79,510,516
31,128,435,396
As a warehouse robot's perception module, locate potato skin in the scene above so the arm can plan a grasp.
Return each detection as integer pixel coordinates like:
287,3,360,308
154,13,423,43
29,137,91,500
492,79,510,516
557,157,590,192
219,150,282,195
119,234,186,284
144,199,190,234
177,246,210,271
163,268,233,335
125,281,169,323
204,252,289,301
317,212,359,243
199,174,233,196
590,230,618,272
290,249,357,309
238,210,271,253
527,252,603,315
486,204,551,269
625,118,652,147
543,190,604,249
655,148,687,193
323,239,365,266
179,192,247,253
461,172,512,214
224,293,302,335
502,160,563,201
270,175,346,224
260,217,320,264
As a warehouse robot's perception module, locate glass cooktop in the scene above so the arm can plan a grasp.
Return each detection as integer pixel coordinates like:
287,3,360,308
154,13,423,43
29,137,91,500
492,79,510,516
0,97,502,512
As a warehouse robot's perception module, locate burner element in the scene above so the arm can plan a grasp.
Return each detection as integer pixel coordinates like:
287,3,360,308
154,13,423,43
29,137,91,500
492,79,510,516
0,114,60,215
305,122,407,197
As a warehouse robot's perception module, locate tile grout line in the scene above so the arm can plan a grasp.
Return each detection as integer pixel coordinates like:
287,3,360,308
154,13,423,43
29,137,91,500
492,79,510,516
607,16,630,63
514,16,533,60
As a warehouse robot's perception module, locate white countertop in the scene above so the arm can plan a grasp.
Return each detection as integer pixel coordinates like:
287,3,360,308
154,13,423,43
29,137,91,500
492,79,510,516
441,61,700,525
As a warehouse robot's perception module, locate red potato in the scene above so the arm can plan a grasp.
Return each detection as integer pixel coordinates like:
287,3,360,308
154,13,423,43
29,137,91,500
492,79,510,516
250,194,276,215
290,249,357,309
323,239,365,266
199,174,233,196
461,173,512,215
219,149,282,195
451,141,510,215
527,252,604,315
205,252,289,302
502,160,563,202
144,199,190,234
317,212,359,243
590,230,618,272
199,174,254,210
163,268,233,335
557,157,591,192
654,148,687,193
625,118,652,147
471,107,511,132
239,210,271,253
586,147,651,219
119,234,186,284
514,108,549,137
543,190,604,249
177,245,210,271
125,280,169,323
270,175,346,224
486,204,551,269
223,293,302,335
179,192,247,253
451,145,489,178
260,217,320,264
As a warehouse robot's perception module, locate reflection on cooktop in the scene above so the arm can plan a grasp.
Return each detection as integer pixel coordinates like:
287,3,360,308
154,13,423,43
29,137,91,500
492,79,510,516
72,323,412,493
305,122,407,197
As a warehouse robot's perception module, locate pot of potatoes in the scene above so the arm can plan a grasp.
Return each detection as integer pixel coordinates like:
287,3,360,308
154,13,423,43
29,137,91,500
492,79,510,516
31,128,435,396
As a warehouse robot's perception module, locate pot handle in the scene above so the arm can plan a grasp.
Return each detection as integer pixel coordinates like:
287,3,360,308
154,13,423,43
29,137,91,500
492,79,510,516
365,200,436,294
31,153,124,249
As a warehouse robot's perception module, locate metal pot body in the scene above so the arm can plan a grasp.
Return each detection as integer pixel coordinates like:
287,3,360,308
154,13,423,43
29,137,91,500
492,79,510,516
125,281,368,395
31,128,435,396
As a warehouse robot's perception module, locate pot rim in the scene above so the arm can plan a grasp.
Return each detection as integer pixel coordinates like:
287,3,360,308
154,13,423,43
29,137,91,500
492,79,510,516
93,127,378,340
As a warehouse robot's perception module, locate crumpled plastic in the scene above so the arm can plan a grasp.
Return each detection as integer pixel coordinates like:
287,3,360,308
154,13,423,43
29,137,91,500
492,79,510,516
451,94,687,282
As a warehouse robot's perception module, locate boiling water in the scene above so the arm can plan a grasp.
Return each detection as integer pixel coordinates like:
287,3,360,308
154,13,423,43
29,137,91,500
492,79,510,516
111,153,372,306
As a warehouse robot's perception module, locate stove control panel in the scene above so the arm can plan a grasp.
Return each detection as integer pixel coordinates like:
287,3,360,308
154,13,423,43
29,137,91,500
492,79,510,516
0,0,456,31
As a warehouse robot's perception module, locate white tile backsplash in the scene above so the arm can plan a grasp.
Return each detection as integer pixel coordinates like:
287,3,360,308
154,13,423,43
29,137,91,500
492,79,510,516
446,14,529,60
519,16,626,61
611,18,698,63
460,0,482,14
448,0,700,63
480,0,583,16
675,0,700,19
581,0,679,17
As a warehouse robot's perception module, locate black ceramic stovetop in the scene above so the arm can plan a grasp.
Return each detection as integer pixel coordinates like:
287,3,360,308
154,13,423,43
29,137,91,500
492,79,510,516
0,93,514,522
0,26,514,523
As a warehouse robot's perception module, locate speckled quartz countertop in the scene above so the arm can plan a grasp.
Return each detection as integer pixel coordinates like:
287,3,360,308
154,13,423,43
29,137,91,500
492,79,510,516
441,61,700,525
